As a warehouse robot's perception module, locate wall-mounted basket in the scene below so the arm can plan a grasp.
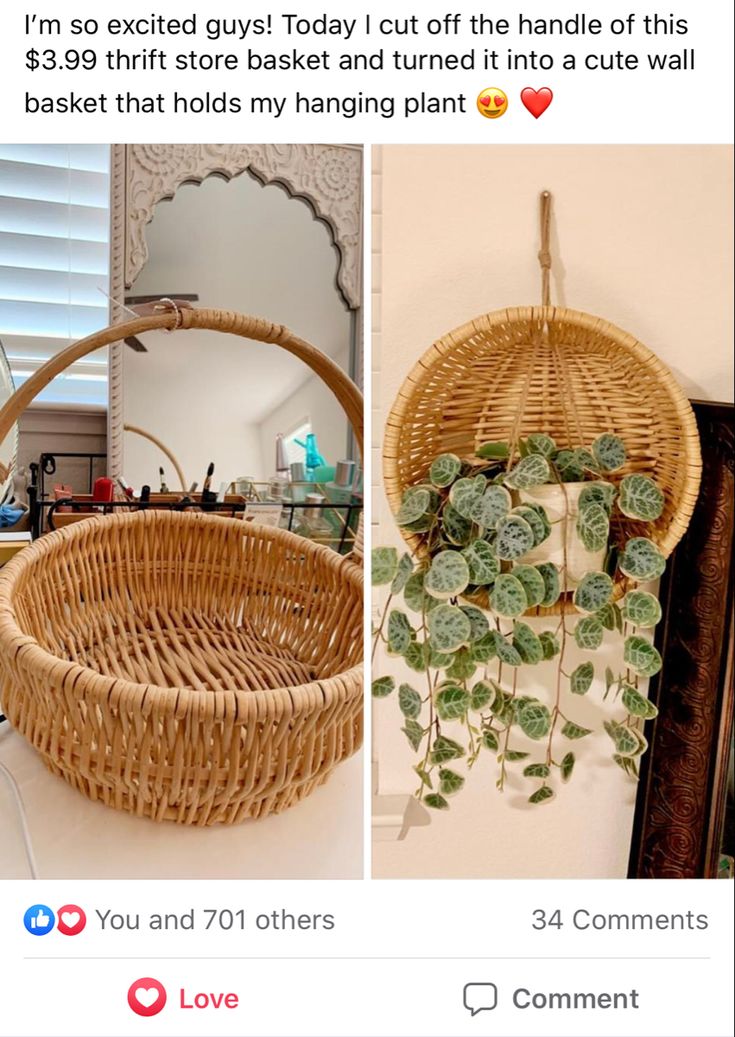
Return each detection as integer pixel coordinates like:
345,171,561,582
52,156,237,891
0,307,364,825
383,193,702,608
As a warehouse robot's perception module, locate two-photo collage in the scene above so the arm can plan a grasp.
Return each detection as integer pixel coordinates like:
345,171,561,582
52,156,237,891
0,142,732,881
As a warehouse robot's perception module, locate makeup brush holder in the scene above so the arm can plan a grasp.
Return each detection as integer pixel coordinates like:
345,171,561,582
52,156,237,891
0,307,364,825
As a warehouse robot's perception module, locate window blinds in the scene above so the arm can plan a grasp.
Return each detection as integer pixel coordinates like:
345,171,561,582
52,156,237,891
0,144,111,408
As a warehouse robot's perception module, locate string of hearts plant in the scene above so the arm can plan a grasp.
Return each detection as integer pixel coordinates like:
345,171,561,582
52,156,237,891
372,432,666,808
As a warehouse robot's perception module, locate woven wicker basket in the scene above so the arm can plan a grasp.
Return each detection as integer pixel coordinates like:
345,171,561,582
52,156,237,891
383,195,702,606
0,307,364,825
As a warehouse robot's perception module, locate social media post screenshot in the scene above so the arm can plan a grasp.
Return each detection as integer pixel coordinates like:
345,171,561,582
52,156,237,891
0,1,733,1035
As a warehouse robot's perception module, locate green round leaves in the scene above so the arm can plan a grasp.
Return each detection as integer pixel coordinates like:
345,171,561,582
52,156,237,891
371,676,395,698
438,768,465,796
449,477,482,520
621,683,659,719
441,504,472,546
622,590,662,628
624,635,663,677
403,571,438,614
491,573,528,618
576,502,610,552
472,484,512,530
592,433,627,472
578,481,617,513
476,441,510,460
529,785,555,805
434,684,470,721
462,539,500,585
511,505,550,547
513,622,544,664
605,720,644,757
387,610,414,655
492,631,523,667
470,679,496,711
574,615,604,650
512,565,546,609
570,662,594,695
539,631,560,659
536,562,561,607
423,793,449,810
391,553,414,594
573,571,614,614
460,605,490,642
429,735,465,764
372,547,398,586
496,515,535,561
430,452,462,488
396,487,432,526
506,453,550,489
526,433,557,458
619,538,666,582
425,550,470,599
428,604,471,653
518,701,551,740
618,474,664,521
398,683,422,718
555,449,584,482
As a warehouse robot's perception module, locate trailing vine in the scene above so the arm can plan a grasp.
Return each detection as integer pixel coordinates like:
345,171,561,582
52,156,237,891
372,433,665,808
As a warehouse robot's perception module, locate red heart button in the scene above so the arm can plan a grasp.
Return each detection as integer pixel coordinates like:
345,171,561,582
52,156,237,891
520,87,553,119
479,95,491,107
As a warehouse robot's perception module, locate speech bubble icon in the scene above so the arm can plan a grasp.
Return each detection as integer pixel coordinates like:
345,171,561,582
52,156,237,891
463,982,498,1015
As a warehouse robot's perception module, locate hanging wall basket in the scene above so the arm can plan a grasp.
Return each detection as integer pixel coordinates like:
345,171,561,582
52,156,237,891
0,307,364,825
383,193,702,606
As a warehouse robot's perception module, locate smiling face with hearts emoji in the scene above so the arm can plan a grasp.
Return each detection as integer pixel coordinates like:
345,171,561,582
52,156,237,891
476,87,508,119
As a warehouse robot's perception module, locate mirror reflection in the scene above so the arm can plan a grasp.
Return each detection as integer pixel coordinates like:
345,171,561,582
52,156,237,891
123,172,356,526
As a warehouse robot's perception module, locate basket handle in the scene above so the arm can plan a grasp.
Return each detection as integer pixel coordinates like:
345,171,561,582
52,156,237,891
0,307,364,459
538,190,552,307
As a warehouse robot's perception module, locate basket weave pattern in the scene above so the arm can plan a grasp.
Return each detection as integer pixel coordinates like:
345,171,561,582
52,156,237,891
0,306,364,826
384,306,701,566
0,510,363,824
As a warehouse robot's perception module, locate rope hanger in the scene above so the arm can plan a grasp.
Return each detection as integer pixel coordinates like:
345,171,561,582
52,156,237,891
538,189,552,307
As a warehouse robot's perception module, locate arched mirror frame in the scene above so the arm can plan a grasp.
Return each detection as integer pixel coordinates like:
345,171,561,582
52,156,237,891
107,143,363,479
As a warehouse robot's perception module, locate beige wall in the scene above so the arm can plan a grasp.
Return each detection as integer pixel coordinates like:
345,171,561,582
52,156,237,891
372,145,733,879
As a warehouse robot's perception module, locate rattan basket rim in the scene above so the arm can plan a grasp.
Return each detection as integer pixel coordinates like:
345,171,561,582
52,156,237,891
383,303,702,562
0,509,363,717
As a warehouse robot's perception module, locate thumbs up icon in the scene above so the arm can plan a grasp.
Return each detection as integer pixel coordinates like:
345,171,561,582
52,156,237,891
24,904,55,935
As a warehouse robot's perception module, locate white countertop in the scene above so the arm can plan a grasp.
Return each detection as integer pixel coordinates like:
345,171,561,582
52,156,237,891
0,724,363,880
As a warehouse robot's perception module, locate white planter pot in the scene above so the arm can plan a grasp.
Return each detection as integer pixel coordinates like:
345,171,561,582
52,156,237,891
516,482,606,590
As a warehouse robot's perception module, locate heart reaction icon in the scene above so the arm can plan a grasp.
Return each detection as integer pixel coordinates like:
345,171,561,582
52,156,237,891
57,905,87,936
520,87,554,118
128,978,167,1017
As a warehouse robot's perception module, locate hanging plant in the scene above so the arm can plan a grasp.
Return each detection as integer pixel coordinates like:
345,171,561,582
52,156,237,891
372,432,667,808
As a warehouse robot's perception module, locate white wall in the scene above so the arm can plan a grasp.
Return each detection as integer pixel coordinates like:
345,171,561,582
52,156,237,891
259,344,351,474
124,170,352,490
372,145,733,879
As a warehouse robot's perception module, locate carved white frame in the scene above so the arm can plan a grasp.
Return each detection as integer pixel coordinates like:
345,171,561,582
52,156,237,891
107,143,363,478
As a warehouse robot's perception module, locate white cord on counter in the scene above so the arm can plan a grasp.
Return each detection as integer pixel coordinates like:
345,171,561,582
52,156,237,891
0,756,39,879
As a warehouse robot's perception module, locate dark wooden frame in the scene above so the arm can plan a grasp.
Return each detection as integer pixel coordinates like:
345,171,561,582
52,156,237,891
629,400,734,878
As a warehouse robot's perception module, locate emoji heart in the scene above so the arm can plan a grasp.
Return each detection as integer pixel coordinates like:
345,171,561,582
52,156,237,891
479,96,491,107
56,903,86,936
128,977,167,1017
494,96,504,107
521,87,553,119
